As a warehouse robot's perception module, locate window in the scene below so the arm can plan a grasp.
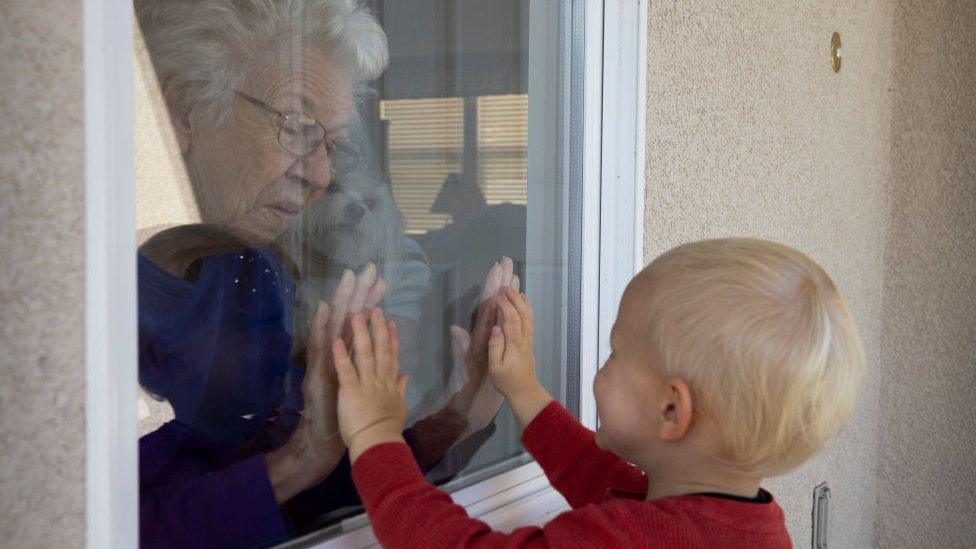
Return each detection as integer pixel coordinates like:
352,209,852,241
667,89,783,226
85,0,645,547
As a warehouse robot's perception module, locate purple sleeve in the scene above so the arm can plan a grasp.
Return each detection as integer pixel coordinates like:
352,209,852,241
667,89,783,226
140,454,288,549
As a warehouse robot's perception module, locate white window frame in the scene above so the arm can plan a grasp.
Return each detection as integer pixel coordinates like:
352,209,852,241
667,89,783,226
83,0,646,547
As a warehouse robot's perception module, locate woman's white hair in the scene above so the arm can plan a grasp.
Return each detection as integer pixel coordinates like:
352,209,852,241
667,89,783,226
135,0,389,122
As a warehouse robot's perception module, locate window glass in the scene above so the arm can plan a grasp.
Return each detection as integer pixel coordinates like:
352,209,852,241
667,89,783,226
134,0,582,544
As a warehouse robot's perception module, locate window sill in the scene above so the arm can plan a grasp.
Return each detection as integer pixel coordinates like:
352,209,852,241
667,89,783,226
287,461,568,548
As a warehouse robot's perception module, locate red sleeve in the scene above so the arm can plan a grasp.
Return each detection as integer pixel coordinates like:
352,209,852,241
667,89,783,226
520,401,647,508
352,443,634,548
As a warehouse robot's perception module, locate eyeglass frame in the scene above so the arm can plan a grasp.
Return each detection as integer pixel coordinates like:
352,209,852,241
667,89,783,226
233,90,366,177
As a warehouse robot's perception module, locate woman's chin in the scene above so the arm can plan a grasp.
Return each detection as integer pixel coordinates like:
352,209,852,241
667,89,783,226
243,207,299,245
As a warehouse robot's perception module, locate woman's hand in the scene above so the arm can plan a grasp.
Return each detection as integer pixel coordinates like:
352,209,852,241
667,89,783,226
266,263,386,504
445,257,519,438
266,301,344,503
333,309,409,463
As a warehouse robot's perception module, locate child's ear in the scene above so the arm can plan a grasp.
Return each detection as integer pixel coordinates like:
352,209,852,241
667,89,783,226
657,378,693,441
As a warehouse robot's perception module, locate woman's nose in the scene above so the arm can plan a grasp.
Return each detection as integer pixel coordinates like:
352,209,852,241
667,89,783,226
344,202,367,222
286,142,332,190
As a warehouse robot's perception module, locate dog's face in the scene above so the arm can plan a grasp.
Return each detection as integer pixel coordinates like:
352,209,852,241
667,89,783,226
300,164,403,269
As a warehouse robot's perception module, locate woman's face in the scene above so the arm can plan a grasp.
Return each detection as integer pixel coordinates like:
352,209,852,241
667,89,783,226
181,48,354,245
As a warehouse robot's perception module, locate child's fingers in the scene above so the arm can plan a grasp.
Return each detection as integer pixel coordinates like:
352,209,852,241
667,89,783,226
397,373,410,398
350,313,376,377
369,308,392,377
496,294,522,345
510,274,520,293
506,287,534,338
487,325,504,367
332,339,358,387
388,320,400,374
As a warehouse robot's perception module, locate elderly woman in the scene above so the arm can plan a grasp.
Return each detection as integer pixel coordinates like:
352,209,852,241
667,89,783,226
135,1,507,547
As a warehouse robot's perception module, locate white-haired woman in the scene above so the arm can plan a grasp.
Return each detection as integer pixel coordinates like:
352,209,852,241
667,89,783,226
135,1,503,546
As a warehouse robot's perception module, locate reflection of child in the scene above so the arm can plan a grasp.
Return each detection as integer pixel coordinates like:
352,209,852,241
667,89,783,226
335,238,867,547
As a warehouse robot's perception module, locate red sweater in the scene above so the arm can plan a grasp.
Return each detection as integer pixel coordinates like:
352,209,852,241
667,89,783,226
352,402,792,548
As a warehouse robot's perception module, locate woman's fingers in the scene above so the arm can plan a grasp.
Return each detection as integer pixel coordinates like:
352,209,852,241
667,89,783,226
306,301,330,369
328,269,356,339
499,256,514,288
332,339,358,387
470,297,496,347
481,262,502,301
349,262,377,312
449,325,471,354
365,277,387,310
510,274,520,293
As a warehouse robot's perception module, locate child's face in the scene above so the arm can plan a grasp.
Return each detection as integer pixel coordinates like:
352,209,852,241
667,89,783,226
593,281,668,460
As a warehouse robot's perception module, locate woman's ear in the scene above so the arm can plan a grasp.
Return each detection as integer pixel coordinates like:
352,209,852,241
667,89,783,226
163,87,193,154
657,378,693,441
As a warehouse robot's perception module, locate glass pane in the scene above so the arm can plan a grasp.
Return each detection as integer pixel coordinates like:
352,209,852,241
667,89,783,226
134,0,583,545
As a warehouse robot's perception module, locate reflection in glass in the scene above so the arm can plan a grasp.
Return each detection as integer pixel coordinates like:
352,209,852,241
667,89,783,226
135,0,578,545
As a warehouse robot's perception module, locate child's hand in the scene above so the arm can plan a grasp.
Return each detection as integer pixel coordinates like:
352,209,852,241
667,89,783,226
488,287,541,399
489,287,553,428
333,308,409,463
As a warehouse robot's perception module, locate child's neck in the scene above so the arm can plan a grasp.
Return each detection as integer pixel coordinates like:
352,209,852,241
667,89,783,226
638,454,762,501
645,475,762,501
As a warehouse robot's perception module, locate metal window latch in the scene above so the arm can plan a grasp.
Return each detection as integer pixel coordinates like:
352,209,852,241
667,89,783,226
812,482,831,548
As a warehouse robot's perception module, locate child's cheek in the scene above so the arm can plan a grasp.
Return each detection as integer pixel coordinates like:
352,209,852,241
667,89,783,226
592,368,608,412
594,425,606,449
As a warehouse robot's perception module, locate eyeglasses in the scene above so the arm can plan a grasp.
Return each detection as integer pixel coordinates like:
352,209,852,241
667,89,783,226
234,90,365,177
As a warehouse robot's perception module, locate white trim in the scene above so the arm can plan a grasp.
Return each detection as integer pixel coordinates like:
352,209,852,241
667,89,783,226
576,0,606,431
579,0,648,430
597,0,648,371
635,0,648,269
85,0,138,547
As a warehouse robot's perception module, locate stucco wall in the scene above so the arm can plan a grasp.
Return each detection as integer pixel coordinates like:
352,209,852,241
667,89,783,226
0,2,86,547
876,2,976,547
644,2,893,546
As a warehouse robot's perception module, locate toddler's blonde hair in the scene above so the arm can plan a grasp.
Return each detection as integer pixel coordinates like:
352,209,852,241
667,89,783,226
640,238,866,477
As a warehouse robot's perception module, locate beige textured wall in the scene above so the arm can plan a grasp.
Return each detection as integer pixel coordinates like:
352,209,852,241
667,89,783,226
644,2,893,546
877,2,976,547
0,2,86,548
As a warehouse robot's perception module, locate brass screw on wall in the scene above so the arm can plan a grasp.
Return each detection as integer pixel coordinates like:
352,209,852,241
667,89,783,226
831,32,842,73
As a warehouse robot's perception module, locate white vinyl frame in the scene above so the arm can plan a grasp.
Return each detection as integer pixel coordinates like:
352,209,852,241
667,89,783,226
82,0,646,547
